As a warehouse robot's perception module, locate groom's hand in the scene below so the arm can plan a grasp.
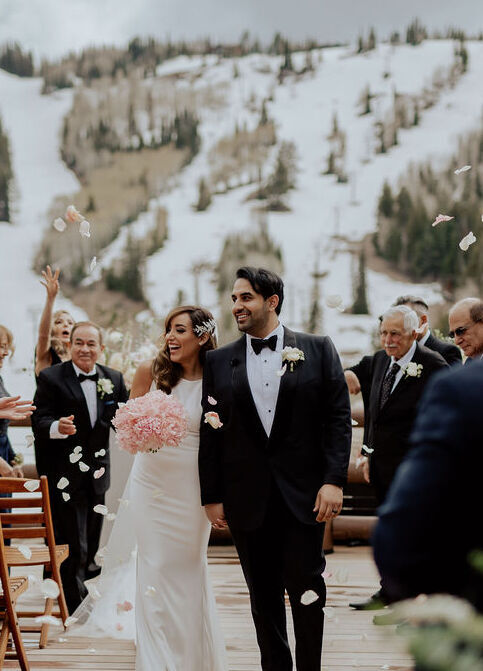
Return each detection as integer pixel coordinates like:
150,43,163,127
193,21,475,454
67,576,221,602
204,503,228,530
313,484,343,523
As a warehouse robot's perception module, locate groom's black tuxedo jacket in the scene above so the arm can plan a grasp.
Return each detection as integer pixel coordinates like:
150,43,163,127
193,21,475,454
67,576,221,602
32,361,128,497
199,327,352,531
361,342,448,492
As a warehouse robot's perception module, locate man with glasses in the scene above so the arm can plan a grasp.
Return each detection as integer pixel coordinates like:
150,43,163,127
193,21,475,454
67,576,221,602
448,298,483,362
394,295,462,365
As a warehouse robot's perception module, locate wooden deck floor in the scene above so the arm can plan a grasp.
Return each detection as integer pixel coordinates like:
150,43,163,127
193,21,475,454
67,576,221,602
4,545,413,671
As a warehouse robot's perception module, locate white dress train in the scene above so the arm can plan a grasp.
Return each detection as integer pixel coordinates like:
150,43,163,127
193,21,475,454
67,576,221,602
71,378,227,671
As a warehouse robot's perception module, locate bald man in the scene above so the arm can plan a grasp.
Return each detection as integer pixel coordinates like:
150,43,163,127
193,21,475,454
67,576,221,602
448,298,483,361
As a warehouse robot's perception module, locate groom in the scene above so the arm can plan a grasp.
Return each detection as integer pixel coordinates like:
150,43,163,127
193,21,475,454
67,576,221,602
199,267,352,671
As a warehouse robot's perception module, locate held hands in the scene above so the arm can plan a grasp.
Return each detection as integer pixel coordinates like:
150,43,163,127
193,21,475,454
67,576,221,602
313,484,343,523
344,370,361,395
204,503,228,530
0,396,36,421
40,265,60,300
58,415,76,436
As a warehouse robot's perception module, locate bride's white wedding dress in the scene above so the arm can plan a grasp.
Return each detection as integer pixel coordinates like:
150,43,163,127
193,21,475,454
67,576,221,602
72,378,227,671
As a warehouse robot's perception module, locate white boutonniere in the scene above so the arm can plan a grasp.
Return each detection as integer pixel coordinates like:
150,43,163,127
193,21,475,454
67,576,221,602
204,411,223,429
404,362,423,378
281,346,305,372
97,378,114,398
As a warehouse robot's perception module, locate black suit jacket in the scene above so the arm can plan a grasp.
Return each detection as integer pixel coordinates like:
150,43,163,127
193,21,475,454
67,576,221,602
32,361,128,496
373,362,483,610
362,343,448,492
198,327,352,530
424,332,462,366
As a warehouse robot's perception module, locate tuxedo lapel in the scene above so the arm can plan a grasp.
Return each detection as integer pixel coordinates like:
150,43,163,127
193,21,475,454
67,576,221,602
379,344,424,410
230,337,268,446
64,362,91,426
370,353,391,422
268,327,299,446
94,364,105,426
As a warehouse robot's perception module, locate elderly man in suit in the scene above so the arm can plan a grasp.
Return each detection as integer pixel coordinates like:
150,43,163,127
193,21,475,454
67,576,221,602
199,266,352,671
374,362,483,611
32,321,128,612
448,298,483,362
347,305,448,609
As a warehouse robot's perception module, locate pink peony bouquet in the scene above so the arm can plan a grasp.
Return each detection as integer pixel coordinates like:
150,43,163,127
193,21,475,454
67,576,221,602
112,390,188,454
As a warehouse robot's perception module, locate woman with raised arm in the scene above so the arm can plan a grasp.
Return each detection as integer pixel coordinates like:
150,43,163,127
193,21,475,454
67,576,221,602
34,265,74,378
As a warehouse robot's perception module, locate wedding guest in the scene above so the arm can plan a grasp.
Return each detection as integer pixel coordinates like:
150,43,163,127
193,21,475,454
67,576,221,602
347,306,447,609
448,298,483,362
374,362,483,611
0,325,25,479
32,321,128,612
393,295,462,365
35,265,74,378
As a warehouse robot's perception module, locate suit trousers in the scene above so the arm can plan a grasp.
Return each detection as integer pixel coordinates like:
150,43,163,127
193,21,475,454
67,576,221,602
229,481,326,671
49,482,104,614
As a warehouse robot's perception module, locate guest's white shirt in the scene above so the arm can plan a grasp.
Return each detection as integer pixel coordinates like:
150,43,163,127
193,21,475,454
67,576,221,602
50,362,98,439
419,329,431,347
390,340,417,393
246,322,284,436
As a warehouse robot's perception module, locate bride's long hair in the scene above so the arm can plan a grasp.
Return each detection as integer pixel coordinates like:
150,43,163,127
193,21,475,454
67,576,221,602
151,306,217,393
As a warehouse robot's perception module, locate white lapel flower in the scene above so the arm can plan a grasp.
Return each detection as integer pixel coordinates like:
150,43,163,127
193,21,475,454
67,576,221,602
281,346,305,372
204,411,223,429
404,362,423,378
97,377,114,398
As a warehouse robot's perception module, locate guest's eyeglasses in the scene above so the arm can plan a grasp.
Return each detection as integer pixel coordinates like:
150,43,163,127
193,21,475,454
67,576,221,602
448,324,472,339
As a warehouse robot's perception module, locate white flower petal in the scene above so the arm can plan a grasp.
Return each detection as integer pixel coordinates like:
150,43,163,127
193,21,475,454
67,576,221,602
58,637,68,643
323,606,335,619
362,444,374,454
87,648,96,654
24,479,40,492
18,545,32,559
40,579,60,599
431,213,454,227
301,589,319,605
35,615,62,627
325,294,343,309
78,461,90,472
459,231,476,251
53,217,67,232
79,220,91,237
73,446,83,454
207,395,218,405
93,504,108,516
276,364,287,377
351,418,358,426
57,477,69,490
25,434,34,448
69,453,82,464
454,165,471,175
94,449,106,457
89,256,97,272
93,467,105,479
145,585,157,597
65,205,84,223
62,492,71,502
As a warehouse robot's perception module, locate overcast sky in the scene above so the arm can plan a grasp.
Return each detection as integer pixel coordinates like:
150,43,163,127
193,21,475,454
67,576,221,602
1,0,482,60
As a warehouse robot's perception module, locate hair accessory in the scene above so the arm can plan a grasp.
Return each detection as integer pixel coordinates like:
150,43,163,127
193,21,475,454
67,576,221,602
193,319,217,337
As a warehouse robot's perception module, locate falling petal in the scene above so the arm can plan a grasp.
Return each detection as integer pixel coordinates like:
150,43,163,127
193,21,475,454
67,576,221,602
106,513,116,521
58,637,68,643
362,444,374,454
145,585,157,597
207,396,218,406
323,606,335,619
454,165,471,175
87,648,96,654
62,492,71,502
326,294,343,309
431,213,454,227
276,364,287,377
116,601,133,613
300,589,319,605
57,477,69,490
93,504,108,516
95,449,106,458
65,205,84,224
25,434,34,448
459,231,476,251
322,570,333,579
35,615,62,627
78,461,90,472
53,217,67,232
18,545,32,559
116,623,124,631
351,418,358,426
89,256,97,272
79,220,91,238
69,453,82,464
64,616,78,627
94,467,105,479
24,479,40,492
40,579,60,599
74,446,83,454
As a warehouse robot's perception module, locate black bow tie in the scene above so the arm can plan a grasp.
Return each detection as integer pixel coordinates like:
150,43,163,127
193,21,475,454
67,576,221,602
251,335,277,355
78,372,98,383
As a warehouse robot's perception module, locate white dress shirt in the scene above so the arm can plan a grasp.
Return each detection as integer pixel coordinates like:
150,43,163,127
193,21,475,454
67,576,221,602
50,363,98,439
419,329,431,347
246,322,284,436
390,340,417,393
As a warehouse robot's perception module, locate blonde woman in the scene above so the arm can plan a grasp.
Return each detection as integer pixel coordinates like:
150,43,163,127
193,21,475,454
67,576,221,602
0,325,25,478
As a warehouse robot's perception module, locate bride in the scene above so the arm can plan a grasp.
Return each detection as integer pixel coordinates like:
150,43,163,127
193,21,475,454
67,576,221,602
72,306,227,671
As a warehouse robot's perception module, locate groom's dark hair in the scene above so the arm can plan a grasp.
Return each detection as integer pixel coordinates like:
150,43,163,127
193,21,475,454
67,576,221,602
236,267,284,315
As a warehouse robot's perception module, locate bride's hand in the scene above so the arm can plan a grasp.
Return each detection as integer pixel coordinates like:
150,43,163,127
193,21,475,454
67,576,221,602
205,503,228,529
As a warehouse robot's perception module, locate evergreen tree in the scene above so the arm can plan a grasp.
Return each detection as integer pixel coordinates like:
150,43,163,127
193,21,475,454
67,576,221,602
280,41,293,73
195,178,212,211
259,100,269,126
368,27,377,51
0,43,34,77
378,181,394,217
352,250,369,314
0,118,12,222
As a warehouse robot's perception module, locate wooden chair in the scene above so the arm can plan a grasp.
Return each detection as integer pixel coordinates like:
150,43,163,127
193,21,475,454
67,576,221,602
0,476,69,648
0,520,30,670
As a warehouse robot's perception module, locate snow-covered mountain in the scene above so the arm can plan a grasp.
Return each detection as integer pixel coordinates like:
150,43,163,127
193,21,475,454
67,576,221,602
1,39,483,400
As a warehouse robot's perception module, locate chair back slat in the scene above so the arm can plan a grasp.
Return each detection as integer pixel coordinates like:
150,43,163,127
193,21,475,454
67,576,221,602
0,497,43,509
1,513,45,526
2,528,46,539
0,479,40,495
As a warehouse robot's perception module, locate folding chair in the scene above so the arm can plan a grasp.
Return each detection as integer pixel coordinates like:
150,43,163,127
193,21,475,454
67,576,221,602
0,521,30,670
0,476,69,648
